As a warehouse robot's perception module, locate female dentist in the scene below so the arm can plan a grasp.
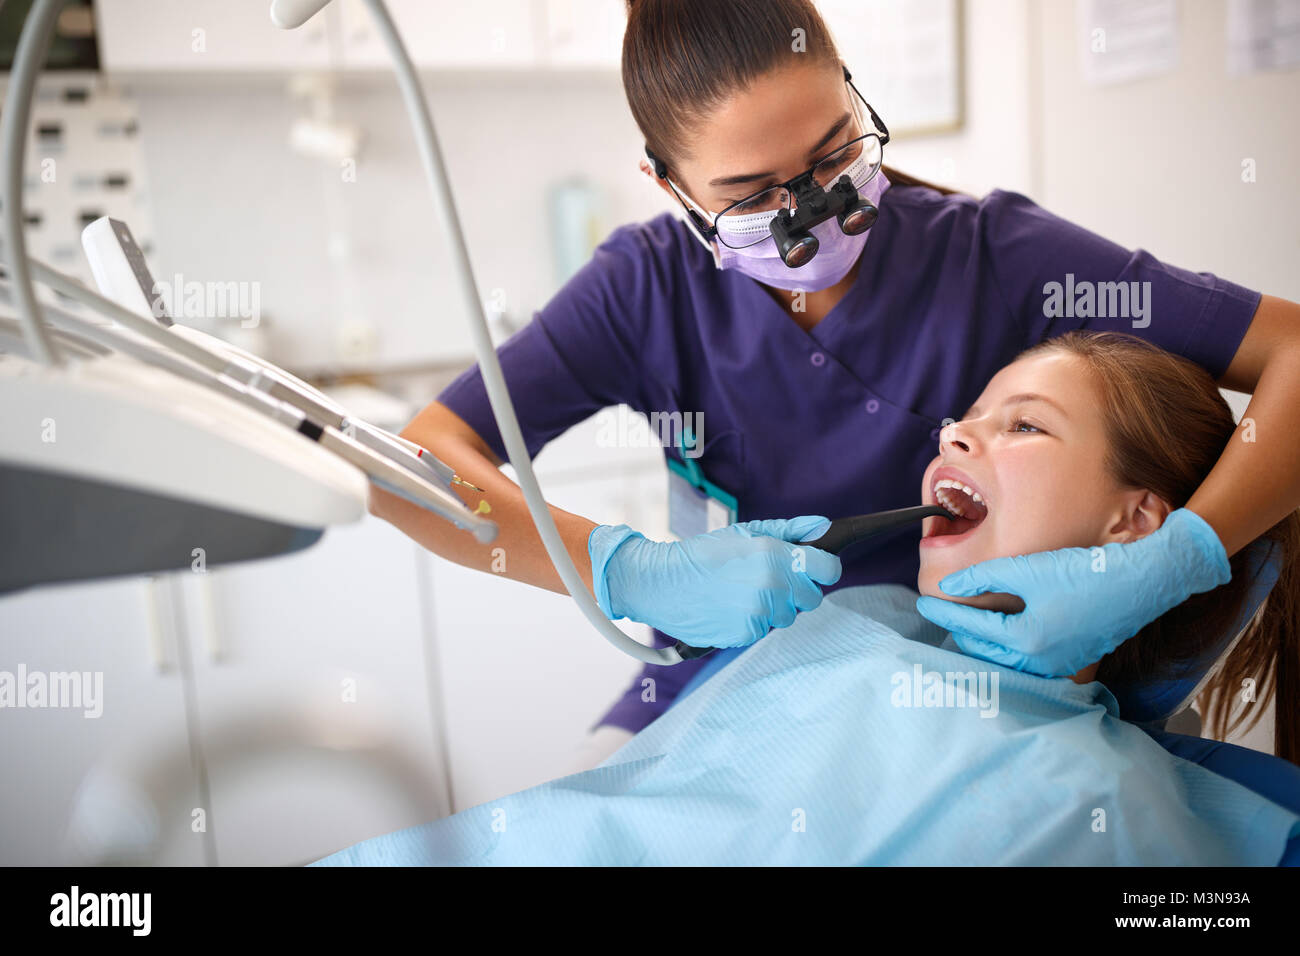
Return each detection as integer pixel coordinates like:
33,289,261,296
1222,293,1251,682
373,0,1300,759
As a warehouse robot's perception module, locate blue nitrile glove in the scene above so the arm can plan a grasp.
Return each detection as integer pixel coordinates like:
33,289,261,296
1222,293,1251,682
588,515,842,648
914,508,1231,677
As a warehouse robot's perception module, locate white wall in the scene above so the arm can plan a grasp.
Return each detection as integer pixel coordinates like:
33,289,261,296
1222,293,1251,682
1036,0,1300,300
133,70,650,373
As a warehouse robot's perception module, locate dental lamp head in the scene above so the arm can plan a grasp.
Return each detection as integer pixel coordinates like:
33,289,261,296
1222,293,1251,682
270,0,334,29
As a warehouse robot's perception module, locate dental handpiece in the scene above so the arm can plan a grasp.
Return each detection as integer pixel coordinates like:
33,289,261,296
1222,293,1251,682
670,504,953,661
802,504,952,554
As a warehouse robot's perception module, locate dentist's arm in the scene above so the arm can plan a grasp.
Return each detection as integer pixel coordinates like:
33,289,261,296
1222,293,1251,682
373,400,841,649
369,399,601,595
1191,294,1300,556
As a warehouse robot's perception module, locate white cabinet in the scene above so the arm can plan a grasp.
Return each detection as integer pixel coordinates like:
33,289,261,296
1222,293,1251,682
177,514,452,865
0,515,450,866
96,0,332,72
335,0,542,70
0,576,205,865
95,0,625,74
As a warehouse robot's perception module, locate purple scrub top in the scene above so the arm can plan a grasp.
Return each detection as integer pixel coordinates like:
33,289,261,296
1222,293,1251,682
436,184,1262,735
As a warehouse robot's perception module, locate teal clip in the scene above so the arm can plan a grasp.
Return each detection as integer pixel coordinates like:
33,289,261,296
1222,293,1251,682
667,426,738,522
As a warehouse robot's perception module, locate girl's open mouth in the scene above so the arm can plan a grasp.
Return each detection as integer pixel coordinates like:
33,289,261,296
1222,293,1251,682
921,476,990,547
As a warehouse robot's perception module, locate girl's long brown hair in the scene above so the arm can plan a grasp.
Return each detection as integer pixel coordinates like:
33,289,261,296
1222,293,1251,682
621,0,958,198
1019,332,1300,764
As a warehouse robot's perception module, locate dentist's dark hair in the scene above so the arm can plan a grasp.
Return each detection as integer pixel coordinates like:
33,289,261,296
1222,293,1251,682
621,0,955,196
1019,331,1300,766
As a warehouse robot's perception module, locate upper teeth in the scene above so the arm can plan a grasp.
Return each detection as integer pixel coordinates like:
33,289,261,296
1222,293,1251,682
933,478,986,518
934,478,984,503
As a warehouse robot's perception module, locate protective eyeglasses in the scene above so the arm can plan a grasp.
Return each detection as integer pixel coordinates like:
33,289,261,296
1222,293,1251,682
645,65,890,263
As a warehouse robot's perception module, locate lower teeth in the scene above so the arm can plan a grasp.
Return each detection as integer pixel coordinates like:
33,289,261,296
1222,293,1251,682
936,491,986,523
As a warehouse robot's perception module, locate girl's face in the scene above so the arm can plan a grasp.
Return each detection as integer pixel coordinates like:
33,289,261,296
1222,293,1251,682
917,351,1172,614
640,60,862,215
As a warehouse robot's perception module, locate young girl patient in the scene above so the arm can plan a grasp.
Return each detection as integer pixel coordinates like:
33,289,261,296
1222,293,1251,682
314,332,1300,867
914,331,1298,759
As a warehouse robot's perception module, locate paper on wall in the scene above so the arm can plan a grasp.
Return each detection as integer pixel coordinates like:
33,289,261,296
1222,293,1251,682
1078,0,1179,86
1227,0,1300,74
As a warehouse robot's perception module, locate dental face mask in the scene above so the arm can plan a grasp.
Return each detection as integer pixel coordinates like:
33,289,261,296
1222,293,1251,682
677,151,891,293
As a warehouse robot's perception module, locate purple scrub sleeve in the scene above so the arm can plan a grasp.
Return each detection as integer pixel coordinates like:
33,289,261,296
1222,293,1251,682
979,191,1262,381
437,230,659,463
436,184,1263,737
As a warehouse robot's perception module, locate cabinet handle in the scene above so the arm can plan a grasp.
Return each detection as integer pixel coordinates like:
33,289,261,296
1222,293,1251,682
197,574,222,663
143,576,169,672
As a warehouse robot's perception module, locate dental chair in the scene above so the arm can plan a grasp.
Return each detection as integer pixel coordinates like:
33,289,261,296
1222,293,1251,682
1109,537,1300,865
667,537,1300,865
